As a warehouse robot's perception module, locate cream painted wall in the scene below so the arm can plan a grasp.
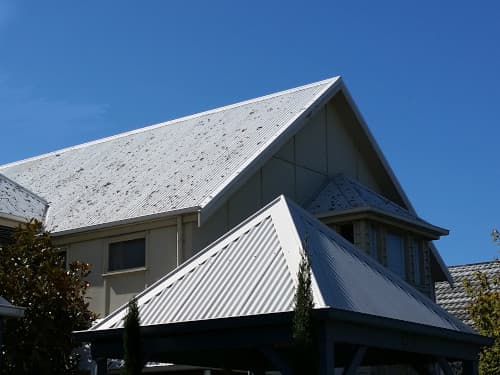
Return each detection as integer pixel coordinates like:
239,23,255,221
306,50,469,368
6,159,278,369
65,222,185,317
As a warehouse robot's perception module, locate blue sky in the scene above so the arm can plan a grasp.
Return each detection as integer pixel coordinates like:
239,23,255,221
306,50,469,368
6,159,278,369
0,1,498,265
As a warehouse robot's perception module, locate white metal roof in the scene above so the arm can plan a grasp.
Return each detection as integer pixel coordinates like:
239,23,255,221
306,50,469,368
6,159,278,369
0,173,48,222
89,195,471,334
0,78,339,233
308,174,448,235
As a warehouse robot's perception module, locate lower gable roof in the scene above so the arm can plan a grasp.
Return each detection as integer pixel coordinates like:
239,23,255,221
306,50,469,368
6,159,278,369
0,173,48,223
89,195,472,335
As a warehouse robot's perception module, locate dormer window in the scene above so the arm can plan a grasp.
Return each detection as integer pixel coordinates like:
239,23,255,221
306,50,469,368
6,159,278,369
308,174,448,294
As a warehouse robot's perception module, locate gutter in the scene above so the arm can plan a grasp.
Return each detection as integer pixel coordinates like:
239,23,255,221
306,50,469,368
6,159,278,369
51,206,200,237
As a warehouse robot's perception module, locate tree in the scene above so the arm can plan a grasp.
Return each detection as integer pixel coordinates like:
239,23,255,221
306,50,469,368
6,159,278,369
292,249,315,374
122,297,143,375
0,219,97,374
463,230,500,375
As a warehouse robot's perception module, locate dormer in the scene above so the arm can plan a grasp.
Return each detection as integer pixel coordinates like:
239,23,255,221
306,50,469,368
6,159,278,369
308,174,449,296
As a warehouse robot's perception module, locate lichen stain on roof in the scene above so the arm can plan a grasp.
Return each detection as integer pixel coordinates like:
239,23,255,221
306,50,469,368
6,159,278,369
0,173,48,222
0,78,337,233
308,173,444,232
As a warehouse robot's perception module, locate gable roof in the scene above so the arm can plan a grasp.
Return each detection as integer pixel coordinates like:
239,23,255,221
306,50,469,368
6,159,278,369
0,173,48,223
436,260,500,326
90,196,471,334
308,173,448,237
0,78,340,234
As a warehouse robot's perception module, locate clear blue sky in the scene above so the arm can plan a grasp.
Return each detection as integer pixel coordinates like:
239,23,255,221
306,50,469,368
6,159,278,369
0,1,498,266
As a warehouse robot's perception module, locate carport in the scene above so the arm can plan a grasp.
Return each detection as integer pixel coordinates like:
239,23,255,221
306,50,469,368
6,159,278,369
75,197,491,374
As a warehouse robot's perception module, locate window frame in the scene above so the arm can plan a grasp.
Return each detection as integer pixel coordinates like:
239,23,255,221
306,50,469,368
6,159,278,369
103,233,148,276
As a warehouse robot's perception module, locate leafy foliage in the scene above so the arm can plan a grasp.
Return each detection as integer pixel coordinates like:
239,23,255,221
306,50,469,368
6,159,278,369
292,249,315,373
463,230,500,375
122,297,143,375
0,220,97,374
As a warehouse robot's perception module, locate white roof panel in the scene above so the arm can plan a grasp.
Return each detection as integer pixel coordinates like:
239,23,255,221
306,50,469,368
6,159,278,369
0,173,47,222
89,196,471,334
0,79,338,233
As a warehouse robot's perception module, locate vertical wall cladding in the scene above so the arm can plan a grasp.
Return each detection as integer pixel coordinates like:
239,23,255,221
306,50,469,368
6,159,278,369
146,226,177,286
67,239,106,315
228,172,261,228
192,202,229,253
326,99,381,195
262,158,295,205
106,271,146,314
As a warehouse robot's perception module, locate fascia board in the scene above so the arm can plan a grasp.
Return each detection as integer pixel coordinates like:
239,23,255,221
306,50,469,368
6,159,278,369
0,303,25,319
314,207,449,237
269,197,326,309
340,85,453,284
198,77,342,226
51,206,200,237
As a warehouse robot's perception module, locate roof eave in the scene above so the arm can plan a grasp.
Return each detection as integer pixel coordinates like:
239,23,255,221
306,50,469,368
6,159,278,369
314,207,449,238
51,206,200,237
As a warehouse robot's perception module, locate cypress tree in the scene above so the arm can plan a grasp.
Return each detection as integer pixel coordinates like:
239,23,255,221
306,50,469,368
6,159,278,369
122,298,143,375
292,250,315,373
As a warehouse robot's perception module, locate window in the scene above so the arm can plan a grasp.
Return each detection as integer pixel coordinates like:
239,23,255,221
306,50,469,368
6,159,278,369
108,238,145,272
386,232,405,279
339,223,354,243
411,239,422,285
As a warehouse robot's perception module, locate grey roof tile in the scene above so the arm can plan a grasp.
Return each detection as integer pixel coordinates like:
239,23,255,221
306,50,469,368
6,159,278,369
435,260,500,326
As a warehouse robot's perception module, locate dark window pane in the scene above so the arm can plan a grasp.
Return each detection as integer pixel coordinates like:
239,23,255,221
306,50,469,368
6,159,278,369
339,224,354,243
386,232,405,279
108,238,145,271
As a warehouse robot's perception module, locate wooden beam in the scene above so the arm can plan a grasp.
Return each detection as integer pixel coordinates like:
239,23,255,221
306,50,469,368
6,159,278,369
342,346,367,375
436,357,454,375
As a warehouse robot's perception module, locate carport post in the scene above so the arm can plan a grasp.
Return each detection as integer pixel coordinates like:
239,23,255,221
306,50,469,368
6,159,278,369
95,357,108,375
318,324,335,374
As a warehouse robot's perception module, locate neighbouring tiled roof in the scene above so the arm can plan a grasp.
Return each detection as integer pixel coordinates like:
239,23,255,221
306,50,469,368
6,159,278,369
308,174,447,235
89,196,471,334
0,173,48,222
0,78,339,233
435,260,500,326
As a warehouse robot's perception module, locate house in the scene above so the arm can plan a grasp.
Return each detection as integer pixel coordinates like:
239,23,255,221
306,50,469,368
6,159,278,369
0,77,451,316
0,77,489,373
436,260,500,326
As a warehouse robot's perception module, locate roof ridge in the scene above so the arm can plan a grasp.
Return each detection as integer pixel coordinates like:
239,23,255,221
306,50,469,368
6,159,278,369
0,77,340,170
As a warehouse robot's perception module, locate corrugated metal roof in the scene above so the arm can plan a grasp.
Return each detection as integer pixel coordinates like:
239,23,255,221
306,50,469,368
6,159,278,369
0,173,47,222
308,174,446,234
90,195,472,334
435,260,500,326
0,78,338,233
